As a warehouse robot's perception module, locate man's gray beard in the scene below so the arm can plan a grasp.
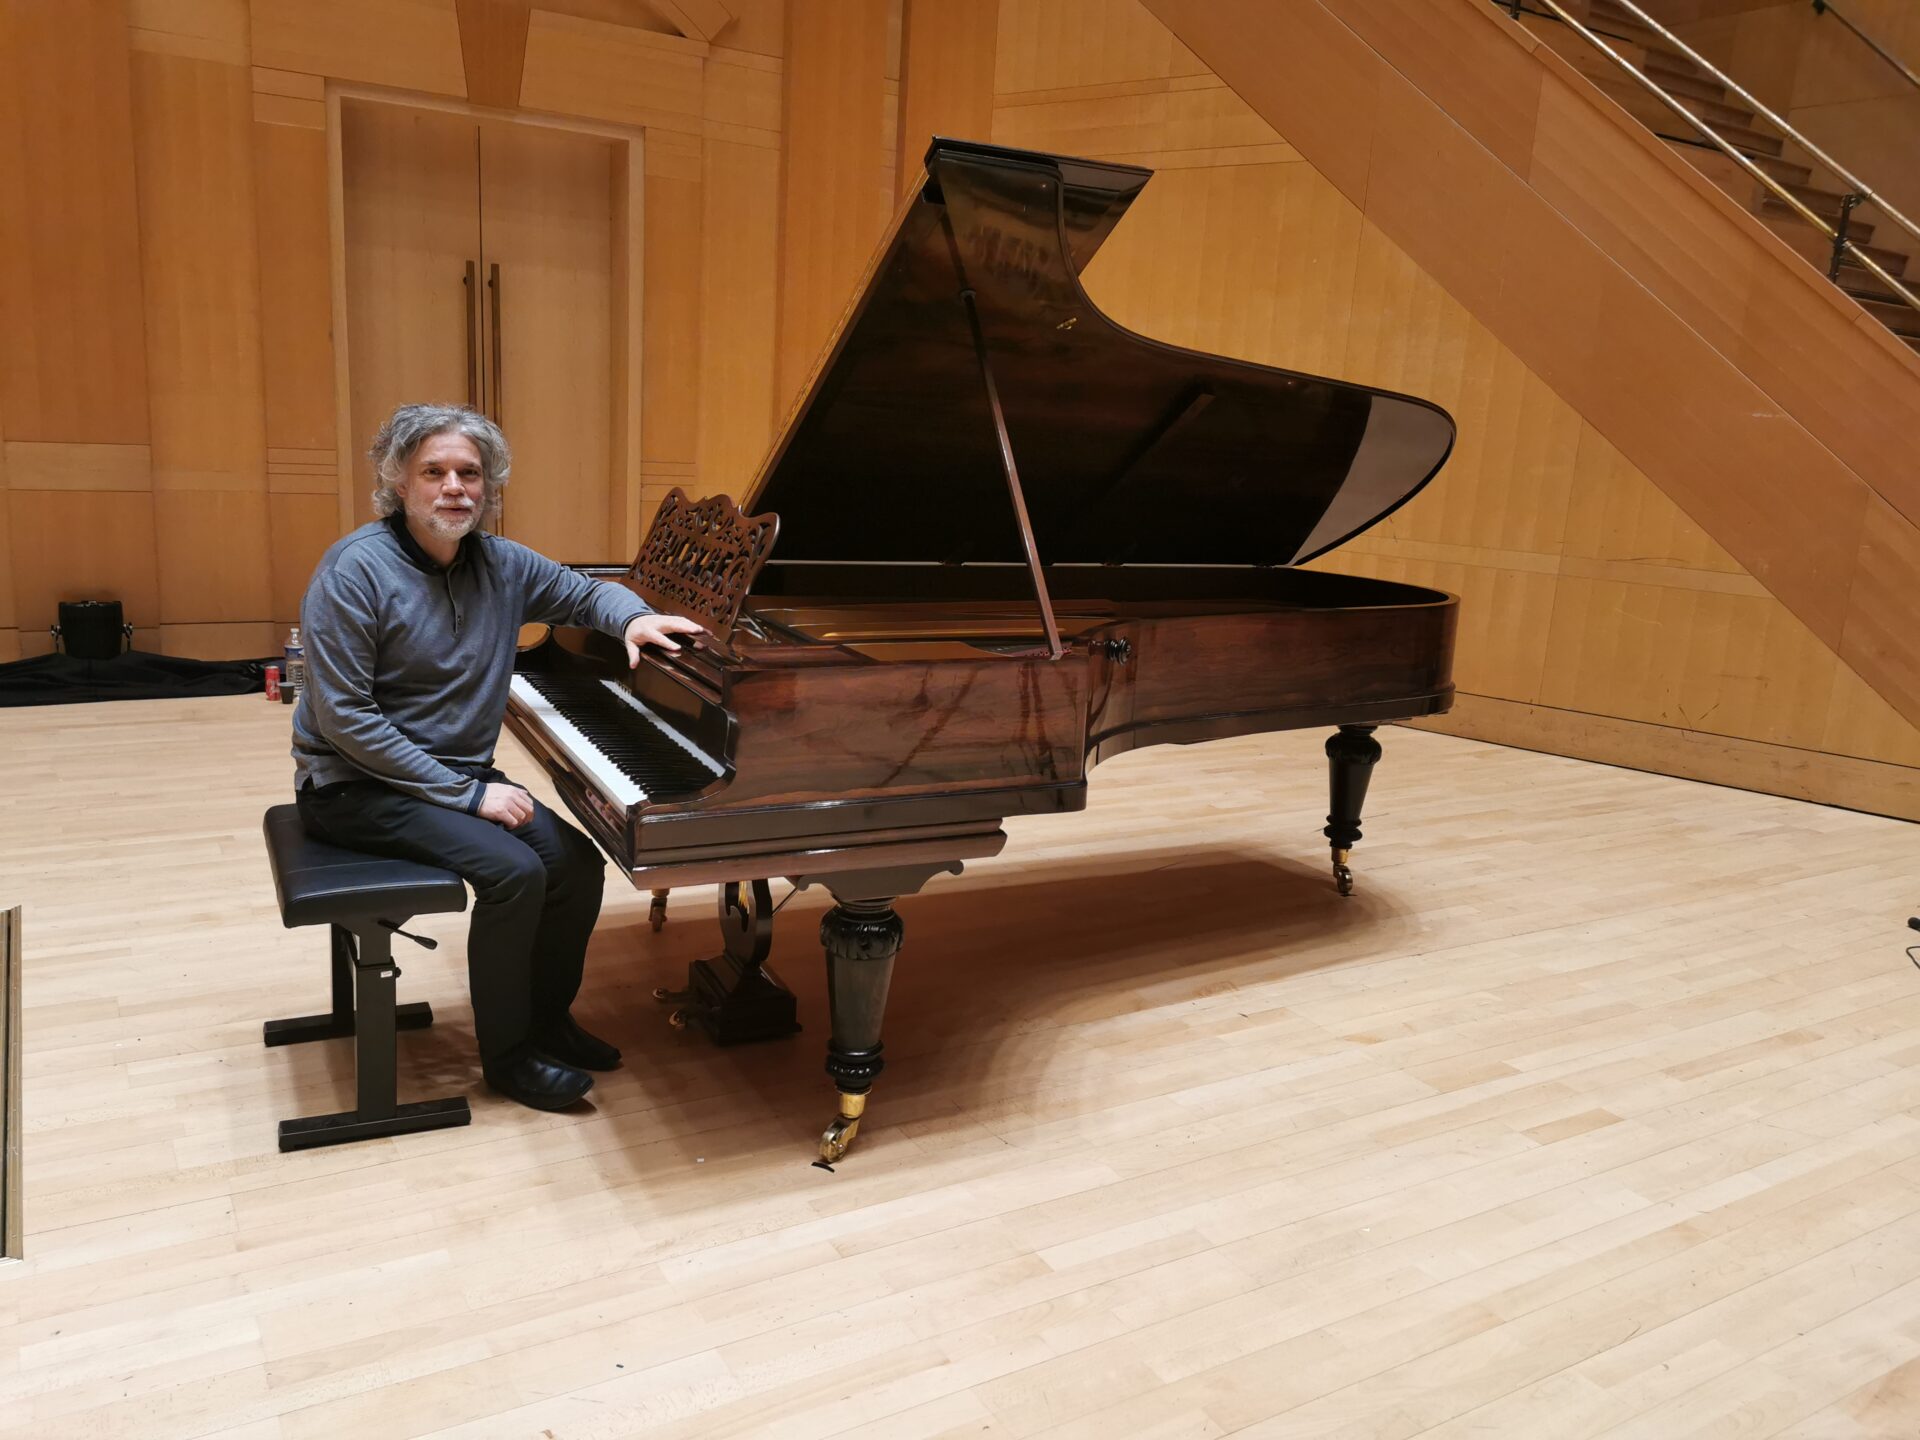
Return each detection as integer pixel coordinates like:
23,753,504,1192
413,503,478,541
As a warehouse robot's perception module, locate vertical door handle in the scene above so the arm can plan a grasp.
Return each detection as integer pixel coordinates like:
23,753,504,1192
488,262,503,422
463,260,478,408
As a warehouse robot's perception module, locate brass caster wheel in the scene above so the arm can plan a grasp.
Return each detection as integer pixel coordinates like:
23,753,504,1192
815,1092,867,1167
1332,847,1354,897
667,1008,691,1030
648,889,669,932
650,986,673,1002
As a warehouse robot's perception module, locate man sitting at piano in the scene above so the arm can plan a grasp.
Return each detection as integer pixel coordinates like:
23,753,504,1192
291,403,704,1112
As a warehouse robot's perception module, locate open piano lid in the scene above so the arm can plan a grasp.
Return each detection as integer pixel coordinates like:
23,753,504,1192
744,138,1455,570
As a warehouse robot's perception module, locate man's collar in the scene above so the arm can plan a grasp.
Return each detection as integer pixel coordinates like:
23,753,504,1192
385,510,481,572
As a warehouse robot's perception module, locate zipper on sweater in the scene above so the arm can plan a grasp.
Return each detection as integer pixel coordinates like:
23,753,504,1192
444,570,461,637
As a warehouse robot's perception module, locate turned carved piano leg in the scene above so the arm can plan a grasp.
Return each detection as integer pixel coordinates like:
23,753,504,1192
817,896,902,1166
1324,724,1382,897
648,888,670,931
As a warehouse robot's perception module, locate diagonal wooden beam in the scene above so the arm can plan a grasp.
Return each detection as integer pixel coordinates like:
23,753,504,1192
455,0,533,109
647,0,735,44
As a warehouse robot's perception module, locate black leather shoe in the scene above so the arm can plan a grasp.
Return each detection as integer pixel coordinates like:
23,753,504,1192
531,1015,622,1071
483,1044,594,1111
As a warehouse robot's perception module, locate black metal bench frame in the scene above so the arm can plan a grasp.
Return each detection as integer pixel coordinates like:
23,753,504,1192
262,805,472,1152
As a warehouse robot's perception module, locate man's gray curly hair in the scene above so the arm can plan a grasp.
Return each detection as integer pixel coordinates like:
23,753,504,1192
368,404,512,525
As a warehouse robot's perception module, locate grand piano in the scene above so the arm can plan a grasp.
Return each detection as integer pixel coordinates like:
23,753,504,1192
505,138,1458,1165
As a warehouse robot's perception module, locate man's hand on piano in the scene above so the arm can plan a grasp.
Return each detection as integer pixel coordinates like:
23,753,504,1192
622,613,707,668
478,782,536,829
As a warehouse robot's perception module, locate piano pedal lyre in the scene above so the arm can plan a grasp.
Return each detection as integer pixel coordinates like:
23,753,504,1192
648,888,670,931
652,878,801,1045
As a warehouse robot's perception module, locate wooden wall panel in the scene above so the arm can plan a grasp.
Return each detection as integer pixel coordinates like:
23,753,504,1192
774,0,892,414
898,0,997,191
0,0,151,443
267,449,337,497
1341,222,1582,559
8,492,161,632
269,492,336,626
128,0,250,64
1791,0,1920,105
994,79,1284,162
994,0,1195,96
713,0,785,56
129,51,269,493
1539,578,1840,748
154,491,272,624
159,621,278,657
1559,424,1749,577
519,13,706,132
643,167,704,474
1,445,152,492
253,114,337,453
698,139,781,495
1823,664,1920,769
706,45,783,141
1079,161,1360,382
0,485,12,635
250,0,467,97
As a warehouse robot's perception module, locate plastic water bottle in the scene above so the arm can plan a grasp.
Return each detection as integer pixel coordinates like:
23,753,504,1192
284,627,305,705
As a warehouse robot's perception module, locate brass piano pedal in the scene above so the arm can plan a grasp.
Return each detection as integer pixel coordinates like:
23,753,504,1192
1332,847,1354,897
648,888,670,932
815,1092,866,1169
654,984,706,1031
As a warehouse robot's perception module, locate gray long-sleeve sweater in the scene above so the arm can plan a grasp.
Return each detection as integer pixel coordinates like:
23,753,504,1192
291,513,651,811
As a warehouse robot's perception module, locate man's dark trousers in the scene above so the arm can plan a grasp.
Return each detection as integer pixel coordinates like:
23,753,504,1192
296,768,606,1062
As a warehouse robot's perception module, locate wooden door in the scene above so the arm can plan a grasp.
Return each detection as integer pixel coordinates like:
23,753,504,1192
341,103,483,526
478,122,616,562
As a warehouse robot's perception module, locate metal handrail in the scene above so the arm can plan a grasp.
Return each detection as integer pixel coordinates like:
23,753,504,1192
1509,0,1920,313
1603,0,1920,249
1812,0,1920,97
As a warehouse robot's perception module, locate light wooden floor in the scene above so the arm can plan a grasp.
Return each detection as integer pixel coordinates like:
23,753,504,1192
3,695,1920,1438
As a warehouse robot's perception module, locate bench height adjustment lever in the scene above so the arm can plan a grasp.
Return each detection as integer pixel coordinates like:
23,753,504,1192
378,919,438,950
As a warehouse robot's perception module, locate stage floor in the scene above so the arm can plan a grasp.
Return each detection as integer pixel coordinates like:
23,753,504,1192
2,694,1918,1438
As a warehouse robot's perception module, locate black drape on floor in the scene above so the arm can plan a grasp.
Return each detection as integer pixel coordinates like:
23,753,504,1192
0,651,272,707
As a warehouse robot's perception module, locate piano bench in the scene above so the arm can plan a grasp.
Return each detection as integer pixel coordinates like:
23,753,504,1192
260,804,473,1153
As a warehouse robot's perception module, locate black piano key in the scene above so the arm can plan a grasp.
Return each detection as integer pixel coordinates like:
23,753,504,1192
520,672,721,799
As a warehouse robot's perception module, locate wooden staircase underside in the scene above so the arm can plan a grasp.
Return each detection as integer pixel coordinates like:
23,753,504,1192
1143,0,1920,733
1532,0,1920,352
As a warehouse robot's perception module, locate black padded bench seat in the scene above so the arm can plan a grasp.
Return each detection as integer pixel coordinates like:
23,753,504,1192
262,803,472,1151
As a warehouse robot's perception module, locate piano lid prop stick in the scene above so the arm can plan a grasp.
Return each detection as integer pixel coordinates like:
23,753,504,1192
958,282,1064,661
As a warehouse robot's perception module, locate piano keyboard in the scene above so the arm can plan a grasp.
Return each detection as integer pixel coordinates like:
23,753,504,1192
508,673,722,812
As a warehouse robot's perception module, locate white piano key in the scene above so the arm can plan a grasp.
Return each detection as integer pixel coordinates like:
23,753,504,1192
507,674,646,811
